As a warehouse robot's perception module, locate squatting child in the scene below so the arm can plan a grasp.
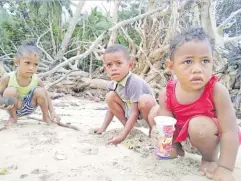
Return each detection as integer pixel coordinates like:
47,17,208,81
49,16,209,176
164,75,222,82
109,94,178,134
149,28,241,181
0,42,60,125
94,44,156,144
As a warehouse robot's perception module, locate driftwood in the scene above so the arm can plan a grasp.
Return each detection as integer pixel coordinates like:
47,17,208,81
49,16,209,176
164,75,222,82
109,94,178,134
45,70,81,90
50,77,109,91
27,116,80,131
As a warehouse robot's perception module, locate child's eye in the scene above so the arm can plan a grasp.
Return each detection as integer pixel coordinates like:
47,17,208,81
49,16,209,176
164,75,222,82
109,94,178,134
184,60,192,64
202,59,210,64
25,62,30,65
116,62,121,66
35,63,39,66
106,63,111,67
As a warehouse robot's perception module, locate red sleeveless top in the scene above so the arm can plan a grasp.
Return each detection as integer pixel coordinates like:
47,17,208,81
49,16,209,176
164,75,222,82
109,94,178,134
166,76,241,143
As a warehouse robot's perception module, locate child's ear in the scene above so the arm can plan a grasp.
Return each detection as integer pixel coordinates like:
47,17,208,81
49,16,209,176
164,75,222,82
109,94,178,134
166,59,175,74
166,59,174,70
128,56,134,68
14,57,20,66
211,58,216,70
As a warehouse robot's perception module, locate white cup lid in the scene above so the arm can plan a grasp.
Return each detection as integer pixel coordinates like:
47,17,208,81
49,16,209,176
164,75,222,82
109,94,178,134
154,116,177,126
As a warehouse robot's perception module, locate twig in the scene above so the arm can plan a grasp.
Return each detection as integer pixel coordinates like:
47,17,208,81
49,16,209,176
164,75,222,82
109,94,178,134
54,0,86,62
36,29,55,62
224,36,241,44
27,116,80,131
218,8,241,31
39,31,107,77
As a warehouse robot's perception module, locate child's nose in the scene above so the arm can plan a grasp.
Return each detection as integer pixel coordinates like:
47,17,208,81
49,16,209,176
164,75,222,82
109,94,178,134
192,64,202,73
111,65,117,71
29,65,34,70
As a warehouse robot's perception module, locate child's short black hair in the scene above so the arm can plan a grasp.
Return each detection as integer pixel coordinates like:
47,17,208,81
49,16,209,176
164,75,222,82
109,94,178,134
104,44,130,60
169,27,215,60
16,41,41,58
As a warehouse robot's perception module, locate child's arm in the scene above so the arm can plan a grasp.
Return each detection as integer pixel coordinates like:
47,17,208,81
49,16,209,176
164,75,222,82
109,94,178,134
0,76,13,109
120,103,139,137
0,76,9,96
158,89,174,116
148,89,174,133
108,102,138,144
94,109,114,134
213,83,239,172
37,78,60,122
119,88,175,141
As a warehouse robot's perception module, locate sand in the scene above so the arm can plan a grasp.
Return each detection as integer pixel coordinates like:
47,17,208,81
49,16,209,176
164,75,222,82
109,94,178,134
0,95,240,181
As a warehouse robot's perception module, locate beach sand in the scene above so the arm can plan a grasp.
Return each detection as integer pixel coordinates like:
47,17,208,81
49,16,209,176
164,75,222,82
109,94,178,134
0,96,240,181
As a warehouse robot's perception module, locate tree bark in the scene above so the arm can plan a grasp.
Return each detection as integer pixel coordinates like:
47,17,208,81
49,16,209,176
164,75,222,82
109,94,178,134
108,0,120,46
55,1,86,62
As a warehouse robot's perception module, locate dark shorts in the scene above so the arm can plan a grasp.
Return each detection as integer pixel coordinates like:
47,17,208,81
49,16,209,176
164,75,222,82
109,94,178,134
16,88,38,117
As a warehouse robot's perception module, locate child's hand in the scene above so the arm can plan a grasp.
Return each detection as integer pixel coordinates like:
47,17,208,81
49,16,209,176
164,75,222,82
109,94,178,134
0,105,14,110
108,135,125,145
50,111,60,122
94,128,105,134
151,125,157,138
212,167,235,181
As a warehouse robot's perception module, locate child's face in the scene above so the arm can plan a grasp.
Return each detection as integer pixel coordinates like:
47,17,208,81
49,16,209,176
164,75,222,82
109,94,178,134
16,53,39,77
103,51,132,81
169,40,214,91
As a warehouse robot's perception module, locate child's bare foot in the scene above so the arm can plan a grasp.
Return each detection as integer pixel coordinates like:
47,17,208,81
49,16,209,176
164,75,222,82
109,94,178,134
42,115,53,125
170,142,185,158
5,117,17,126
199,159,218,178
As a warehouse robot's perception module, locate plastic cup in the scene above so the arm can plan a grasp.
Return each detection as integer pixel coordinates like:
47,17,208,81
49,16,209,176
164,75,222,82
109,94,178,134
154,116,176,159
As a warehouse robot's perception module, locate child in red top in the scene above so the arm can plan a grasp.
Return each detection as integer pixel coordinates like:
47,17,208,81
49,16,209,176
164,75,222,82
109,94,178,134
149,28,240,181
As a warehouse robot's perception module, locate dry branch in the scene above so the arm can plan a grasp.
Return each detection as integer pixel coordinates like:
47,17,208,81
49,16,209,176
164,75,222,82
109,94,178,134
218,8,241,31
224,36,241,44
55,1,86,62
39,31,107,77
36,29,54,62
108,6,165,33
27,116,80,131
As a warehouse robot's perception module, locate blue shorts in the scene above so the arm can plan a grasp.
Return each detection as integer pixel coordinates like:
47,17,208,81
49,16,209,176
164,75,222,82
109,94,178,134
16,88,38,117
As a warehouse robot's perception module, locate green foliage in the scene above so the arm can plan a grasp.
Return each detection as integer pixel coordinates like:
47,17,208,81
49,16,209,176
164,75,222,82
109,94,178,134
118,1,140,21
0,8,26,54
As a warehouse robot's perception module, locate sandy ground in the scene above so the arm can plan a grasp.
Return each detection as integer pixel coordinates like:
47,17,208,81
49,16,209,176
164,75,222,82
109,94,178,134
0,95,240,181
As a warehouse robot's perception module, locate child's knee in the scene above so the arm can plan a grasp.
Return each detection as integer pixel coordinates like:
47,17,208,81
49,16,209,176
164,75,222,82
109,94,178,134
33,87,47,100
138,94,156,110
3,87,18,97
105,91,117,103
188,116,218,140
